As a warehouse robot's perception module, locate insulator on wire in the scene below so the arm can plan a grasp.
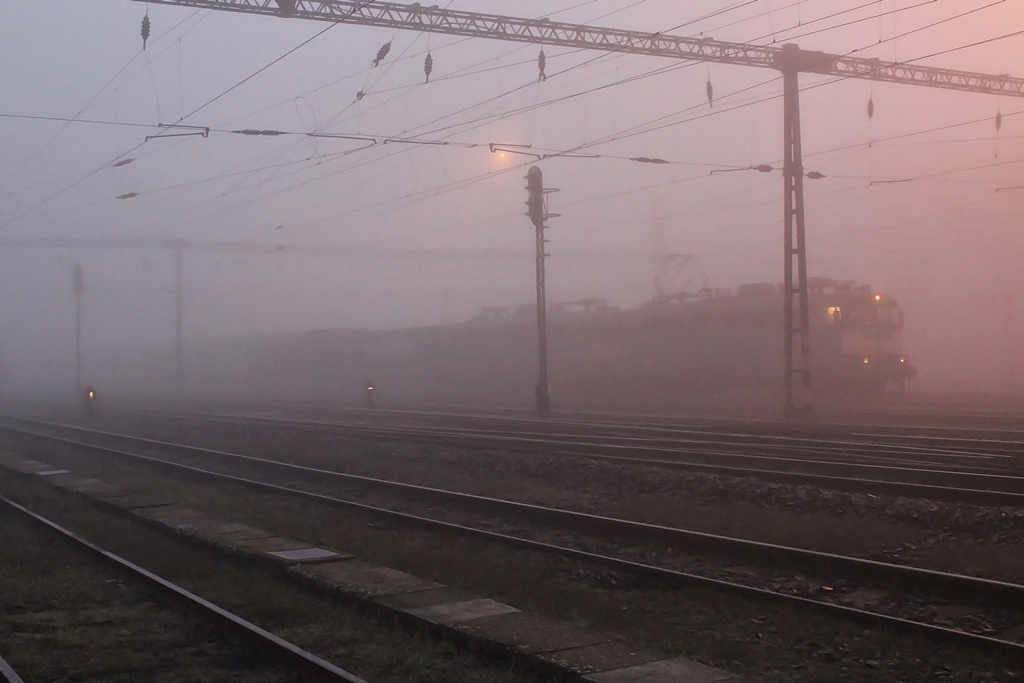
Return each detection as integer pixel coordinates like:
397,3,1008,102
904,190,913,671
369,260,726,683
706,78,713,108
995,110,1003,157
866,96,875,148
538,49,547,82
372,41,392,67
356,90,365,101
424,52,433,83
141,13,151,50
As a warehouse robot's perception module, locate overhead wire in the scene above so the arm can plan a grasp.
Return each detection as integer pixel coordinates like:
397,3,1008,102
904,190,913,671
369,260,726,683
12,1,1019,250
0,8,204,192
152,2,622,233
235,0,669,196
6,0,1021,321
121,0,782,231
190,7,782,231
307,0,1011,181
5,2,374,228
1,10,218,225
116,5,720,239
906,26,1024,63
167,60,1015,248
571,0,1017,151
184,30,1015,248
2,18,1015,342
838,0,1008,57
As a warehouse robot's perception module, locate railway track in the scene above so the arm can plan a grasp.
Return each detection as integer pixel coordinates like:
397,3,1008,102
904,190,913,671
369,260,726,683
2,413,1023,659
109,406,1024,506
197,396,1024,446
0,492,368,683
825,392,1024,429
0,655,23,683
136,403,1024,468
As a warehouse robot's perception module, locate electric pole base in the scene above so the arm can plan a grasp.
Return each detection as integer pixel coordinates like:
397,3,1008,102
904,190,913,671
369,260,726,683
784,401,815,421
535,385,550,417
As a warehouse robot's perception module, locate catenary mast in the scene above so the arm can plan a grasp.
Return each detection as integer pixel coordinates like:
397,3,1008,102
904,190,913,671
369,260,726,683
127,0,1024,415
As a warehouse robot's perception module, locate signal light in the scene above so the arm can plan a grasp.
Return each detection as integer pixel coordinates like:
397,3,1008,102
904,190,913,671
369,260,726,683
525,166,544,226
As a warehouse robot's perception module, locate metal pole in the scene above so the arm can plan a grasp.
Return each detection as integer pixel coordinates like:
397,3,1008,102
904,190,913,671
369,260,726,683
526,166,551,416
174,241,183,397
782,56,812,418
73,264,83,394
535,213,550,417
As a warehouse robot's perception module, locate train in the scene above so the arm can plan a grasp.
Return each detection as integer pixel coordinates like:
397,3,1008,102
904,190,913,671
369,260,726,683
186,277,915,414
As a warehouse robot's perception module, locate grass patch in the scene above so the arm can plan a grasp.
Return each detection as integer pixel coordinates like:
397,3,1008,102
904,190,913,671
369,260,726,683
0,470,553,683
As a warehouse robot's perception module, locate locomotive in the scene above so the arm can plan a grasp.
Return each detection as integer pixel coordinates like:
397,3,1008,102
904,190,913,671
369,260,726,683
617,278,915,398
193,278,914,413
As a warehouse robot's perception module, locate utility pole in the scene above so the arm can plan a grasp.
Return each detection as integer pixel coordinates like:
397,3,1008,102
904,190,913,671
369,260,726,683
73,263,84,395
525,166,555,416
174,240,184,397
779,45,812,417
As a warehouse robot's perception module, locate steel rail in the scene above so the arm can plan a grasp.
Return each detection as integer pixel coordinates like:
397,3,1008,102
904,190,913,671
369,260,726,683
135,400,1024,457
112,408,1024,504
364,421,1014,466
4,416,1024,601
38,407,1024,504
231,398,1024,449
0,494,370,683
0,655,24,683
219,416,1024,497
3,418,1024,656
451,403,1024,450
140,404,1024,463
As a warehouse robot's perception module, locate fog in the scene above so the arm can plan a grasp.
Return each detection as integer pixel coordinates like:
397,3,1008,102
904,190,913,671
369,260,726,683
1,0,1022,402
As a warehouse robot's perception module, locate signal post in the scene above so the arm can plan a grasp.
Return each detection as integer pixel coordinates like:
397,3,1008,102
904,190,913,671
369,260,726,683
525,166,557,417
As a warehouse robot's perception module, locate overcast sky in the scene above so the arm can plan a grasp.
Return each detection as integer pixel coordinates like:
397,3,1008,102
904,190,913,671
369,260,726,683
1,0,1022,393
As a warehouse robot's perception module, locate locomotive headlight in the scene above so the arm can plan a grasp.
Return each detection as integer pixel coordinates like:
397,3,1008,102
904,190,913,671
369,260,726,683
863,357,870,364
899,357,906,363
874,294,882,301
